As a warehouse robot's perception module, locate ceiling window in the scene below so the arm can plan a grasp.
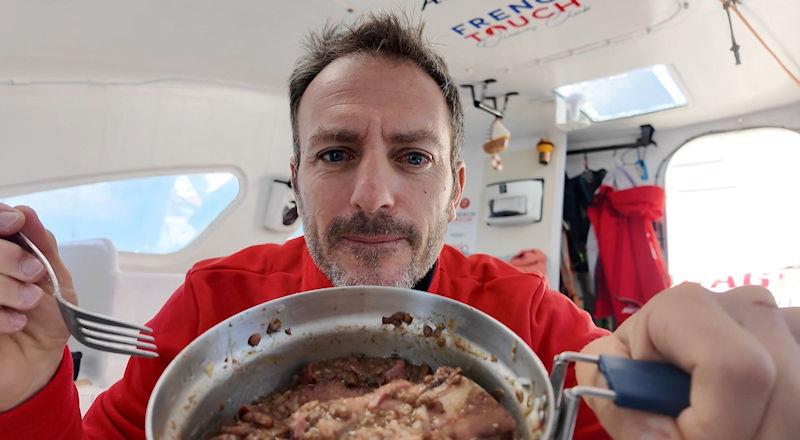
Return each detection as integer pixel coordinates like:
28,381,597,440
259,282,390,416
665,127,800,307
555,64,688,122
1,172,240,254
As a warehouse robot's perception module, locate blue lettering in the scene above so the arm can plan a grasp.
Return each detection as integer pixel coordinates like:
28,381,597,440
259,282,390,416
469,17,490,29
422,0,442,11
488,9,511,21
451,23,467,35
508,0,534,15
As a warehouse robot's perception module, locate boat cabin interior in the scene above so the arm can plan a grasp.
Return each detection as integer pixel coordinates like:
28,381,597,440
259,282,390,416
1,0,798,416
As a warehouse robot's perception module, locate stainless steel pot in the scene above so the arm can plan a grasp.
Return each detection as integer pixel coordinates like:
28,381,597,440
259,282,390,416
146,286,689,439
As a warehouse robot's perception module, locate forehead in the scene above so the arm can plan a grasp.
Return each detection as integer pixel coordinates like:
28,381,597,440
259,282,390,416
296,54,451,147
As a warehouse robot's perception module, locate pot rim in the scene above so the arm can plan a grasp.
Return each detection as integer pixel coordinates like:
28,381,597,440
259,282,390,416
145,286,557,439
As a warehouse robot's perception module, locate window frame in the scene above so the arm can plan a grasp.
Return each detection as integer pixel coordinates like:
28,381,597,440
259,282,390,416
0,166,246,257
659,125,800,292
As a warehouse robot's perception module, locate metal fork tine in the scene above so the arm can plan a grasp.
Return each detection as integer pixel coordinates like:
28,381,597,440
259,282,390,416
65,303,153,333
80,328,158,350
15,232,159,358
81,337,159,358
77,319,156,342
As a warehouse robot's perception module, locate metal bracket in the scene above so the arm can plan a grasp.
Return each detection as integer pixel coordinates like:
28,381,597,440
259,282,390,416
460,79,518,119
550,352,617,440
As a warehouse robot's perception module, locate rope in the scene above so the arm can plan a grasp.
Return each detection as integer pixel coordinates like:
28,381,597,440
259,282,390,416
720,0,800,88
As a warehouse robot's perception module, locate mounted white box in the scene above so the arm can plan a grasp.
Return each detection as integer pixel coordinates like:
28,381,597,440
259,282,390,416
263,179,300,233
485,179,544,226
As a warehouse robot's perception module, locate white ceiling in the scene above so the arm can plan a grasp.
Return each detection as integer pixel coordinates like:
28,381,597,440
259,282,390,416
1,0,798,145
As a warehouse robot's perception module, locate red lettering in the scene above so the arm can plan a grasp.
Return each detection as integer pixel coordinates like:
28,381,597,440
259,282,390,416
464,32,482,42
755,273,770,288
555,0,582,13
711,276,737,290
532,7,554,19
485,25,508,36
506,15,530,28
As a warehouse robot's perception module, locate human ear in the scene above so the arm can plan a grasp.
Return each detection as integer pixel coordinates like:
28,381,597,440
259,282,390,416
448,163,466,222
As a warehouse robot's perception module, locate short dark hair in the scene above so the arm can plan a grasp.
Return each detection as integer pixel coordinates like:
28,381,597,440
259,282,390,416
288,13,464,177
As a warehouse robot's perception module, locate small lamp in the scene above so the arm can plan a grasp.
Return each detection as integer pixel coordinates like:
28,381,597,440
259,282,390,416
536,138,554,165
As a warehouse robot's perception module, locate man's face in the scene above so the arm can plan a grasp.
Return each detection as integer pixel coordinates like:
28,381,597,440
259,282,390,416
292,54,465,287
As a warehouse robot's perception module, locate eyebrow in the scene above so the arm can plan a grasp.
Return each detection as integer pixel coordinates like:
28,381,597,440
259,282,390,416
388,129,442,148
308,129,361,149
308,127,443,148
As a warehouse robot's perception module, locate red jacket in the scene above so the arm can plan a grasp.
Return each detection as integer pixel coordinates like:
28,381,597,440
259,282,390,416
589,185,671,324
2,237,610,439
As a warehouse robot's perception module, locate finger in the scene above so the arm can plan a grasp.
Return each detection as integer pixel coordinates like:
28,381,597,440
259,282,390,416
16,206,60,262
14,206,75,304
0,204,25,236
715,287,800,439
0,275,45,312
616,283,775,440
0,238,47,283
0,307,28,333
782,307,800,343
578,335,683,440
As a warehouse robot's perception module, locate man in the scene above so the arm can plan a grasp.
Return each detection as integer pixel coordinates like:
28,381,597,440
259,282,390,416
1,13,798,440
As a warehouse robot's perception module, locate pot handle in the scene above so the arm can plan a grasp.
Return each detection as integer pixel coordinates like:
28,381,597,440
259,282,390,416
550,352,690,440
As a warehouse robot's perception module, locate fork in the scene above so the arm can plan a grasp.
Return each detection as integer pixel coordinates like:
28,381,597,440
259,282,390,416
12,232,158,358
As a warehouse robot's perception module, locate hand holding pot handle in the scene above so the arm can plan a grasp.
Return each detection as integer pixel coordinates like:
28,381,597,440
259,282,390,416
596,355,690,418
552,353,690,440
575,283,800,440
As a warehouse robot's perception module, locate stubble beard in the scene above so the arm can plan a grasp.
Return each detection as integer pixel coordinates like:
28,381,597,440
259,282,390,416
304,209,449,288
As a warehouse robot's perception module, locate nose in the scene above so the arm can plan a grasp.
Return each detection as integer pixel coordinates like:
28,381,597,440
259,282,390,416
349,152,396,214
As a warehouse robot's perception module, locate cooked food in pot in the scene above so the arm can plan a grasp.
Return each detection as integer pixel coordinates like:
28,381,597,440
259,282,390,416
209,355,516,440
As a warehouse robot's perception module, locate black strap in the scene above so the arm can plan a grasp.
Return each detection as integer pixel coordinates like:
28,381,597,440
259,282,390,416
71,351,83,380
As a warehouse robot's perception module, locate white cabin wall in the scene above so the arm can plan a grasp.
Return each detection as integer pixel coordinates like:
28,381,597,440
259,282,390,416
0,82,295,273
565,102,800,184
465,131,567,285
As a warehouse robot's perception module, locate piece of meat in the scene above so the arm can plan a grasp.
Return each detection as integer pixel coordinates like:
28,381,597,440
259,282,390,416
417,368,515,439
380,358,407,383
288,367,514,440
209,357,514,440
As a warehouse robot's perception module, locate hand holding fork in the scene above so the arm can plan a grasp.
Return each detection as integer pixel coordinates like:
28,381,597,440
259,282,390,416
0,204,156,412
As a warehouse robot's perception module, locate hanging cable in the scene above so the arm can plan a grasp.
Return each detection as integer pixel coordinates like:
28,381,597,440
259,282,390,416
722,1,741,65
719,0,800,88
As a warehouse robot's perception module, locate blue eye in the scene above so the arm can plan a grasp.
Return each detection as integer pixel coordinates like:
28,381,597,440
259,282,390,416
321,150,349,163
405,152,429,166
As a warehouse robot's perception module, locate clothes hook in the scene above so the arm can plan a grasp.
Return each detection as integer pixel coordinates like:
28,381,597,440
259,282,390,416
635,147,649,181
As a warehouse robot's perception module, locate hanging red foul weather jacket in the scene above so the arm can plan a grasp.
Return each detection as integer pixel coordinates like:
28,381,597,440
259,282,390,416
1,237,610,439
589,185,671,324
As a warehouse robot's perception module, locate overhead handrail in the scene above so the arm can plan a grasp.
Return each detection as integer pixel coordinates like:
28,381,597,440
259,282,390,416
566,125,656,156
